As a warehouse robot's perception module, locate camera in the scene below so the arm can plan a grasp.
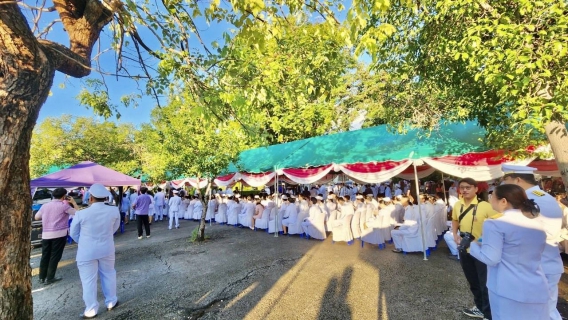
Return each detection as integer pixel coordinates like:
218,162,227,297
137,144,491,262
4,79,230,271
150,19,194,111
457,232,475,253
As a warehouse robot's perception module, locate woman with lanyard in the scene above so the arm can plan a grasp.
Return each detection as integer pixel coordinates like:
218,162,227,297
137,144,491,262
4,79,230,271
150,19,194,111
465,184,548,320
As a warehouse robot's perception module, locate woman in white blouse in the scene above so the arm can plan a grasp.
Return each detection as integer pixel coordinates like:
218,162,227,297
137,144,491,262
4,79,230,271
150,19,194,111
468,184,548,320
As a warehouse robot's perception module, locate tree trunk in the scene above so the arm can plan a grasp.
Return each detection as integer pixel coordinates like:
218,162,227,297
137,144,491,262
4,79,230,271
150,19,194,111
0,6,56,319
198,180,212,241
545,120,568,192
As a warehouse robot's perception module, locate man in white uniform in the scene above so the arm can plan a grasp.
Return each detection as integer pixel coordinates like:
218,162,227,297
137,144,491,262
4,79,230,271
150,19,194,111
70,184,120,319
168,190,182,229
154,187,166,221
502,164,563,320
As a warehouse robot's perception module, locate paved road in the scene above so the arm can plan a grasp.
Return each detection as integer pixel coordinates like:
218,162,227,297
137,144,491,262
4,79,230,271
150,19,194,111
31,220,568,320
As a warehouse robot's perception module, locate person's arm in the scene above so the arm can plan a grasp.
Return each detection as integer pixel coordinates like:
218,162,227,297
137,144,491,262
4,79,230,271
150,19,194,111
70,213,80,243
34,206,43,221
112,210,120,232
469,221,502,267
65,197,78,215
451,205,461,244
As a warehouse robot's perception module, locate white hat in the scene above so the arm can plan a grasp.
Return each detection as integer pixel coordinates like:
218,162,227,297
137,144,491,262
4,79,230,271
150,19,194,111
316,196,323,200
281,195,288,200
89,183,110,198
235,194,241,198
502,164,537,175
383,197,391,202
254,195,260,199
396,195,402,200
173,190,179,194
221,194,227,197
290,195,296,199
328,194,335,199
356,195,364,199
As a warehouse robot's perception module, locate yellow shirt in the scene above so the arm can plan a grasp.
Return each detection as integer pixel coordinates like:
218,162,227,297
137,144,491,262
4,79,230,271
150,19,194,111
452,197,498,240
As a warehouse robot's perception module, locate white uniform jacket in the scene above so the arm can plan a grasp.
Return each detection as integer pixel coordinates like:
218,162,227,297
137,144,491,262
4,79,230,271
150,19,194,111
470,209,548,303
70,203,120,262
526,186,564,275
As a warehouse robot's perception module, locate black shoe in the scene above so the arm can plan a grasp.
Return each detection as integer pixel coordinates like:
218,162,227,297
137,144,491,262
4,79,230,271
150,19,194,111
392,249,403,253
81,313,98,319
462,306,484,318
39,278,45,284
45,277,62,285
447,254,460,261
107,300,119,311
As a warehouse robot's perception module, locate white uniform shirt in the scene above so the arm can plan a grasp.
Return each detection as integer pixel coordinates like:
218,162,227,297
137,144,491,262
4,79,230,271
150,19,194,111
168,195,182,212
70,203,120,262
526,185,564,275
154,191,166,206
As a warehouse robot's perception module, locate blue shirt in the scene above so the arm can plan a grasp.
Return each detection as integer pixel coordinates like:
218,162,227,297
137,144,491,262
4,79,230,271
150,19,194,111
134,194,152,215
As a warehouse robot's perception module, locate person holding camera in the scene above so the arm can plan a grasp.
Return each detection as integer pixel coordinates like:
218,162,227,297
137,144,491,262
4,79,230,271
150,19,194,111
466,184,548,319
501,164,564,320
452,178,498,319
34,187,78,285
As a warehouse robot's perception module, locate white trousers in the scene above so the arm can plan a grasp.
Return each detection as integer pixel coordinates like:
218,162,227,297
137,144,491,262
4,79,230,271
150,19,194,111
155,205,164,220
77,255,117,317
444,231,459,257
129,207,135,220
169,210,179,229
546,273,562,320
301,221,311,235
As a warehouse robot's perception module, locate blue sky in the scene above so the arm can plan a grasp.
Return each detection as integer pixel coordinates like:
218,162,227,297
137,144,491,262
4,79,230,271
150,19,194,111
34,3,351,127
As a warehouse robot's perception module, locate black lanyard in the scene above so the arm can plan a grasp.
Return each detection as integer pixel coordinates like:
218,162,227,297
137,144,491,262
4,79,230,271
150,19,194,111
460,203,478,233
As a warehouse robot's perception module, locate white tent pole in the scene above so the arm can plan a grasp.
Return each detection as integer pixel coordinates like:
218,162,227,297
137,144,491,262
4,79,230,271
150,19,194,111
413,159,428,261
441,172,448,205
274,166,279,238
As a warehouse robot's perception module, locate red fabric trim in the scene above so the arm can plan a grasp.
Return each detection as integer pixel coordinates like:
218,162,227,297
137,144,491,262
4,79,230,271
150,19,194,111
399,165,431,175
240,172,274,178
342,161,407,173
216,173,236,181
529,159,558,172
432,150,507,166
282,164,333,178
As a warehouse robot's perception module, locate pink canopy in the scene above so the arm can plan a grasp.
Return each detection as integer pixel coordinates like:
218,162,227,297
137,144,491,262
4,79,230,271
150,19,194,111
31,161,141,188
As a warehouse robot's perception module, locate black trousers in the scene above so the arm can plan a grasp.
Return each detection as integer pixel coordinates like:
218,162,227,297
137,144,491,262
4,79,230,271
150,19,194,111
39,236,67,281
460,252,491,319
137,215,150,237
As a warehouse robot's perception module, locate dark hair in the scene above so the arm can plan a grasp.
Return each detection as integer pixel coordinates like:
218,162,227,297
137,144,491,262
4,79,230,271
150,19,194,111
52,188,67,199
344,195,350,201
140,187,148,194
458,178,478,187
503,173,538,186
157,187,163,192
493,184,540,217
310,197,317,205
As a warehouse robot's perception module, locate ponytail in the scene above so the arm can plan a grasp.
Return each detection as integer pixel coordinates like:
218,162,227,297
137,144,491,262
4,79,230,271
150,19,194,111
522,199,540,217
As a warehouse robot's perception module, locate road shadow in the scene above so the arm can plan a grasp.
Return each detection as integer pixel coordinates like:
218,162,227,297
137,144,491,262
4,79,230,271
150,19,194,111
317,266,353,320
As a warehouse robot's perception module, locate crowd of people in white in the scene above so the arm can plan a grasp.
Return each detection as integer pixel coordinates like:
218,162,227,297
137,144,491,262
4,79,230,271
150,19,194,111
121,181,450,253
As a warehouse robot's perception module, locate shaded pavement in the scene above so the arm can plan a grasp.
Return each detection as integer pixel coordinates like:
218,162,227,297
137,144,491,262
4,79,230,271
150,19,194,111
31,220,568,320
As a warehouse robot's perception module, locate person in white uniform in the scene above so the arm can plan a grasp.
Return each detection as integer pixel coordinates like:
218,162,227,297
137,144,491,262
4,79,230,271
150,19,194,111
154,188,166,221
168,190,182,229
70,184,120,319
501,164,564,320
128,188,138,220
469,184,548,320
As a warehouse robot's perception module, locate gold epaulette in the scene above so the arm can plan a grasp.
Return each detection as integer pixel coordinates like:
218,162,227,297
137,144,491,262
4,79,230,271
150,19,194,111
532,190,545,197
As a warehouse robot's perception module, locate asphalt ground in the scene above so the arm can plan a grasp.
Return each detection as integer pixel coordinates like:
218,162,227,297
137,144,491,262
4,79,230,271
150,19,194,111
31,219,568,320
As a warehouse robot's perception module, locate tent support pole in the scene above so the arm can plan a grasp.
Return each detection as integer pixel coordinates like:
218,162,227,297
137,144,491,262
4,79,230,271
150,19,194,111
413,160,428,261
441,173,448,205
274,167,279,238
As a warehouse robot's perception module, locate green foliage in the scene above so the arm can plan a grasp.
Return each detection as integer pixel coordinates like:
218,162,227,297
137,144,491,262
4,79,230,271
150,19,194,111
139,94,250,182
351,0,568,151
30,115,140,178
